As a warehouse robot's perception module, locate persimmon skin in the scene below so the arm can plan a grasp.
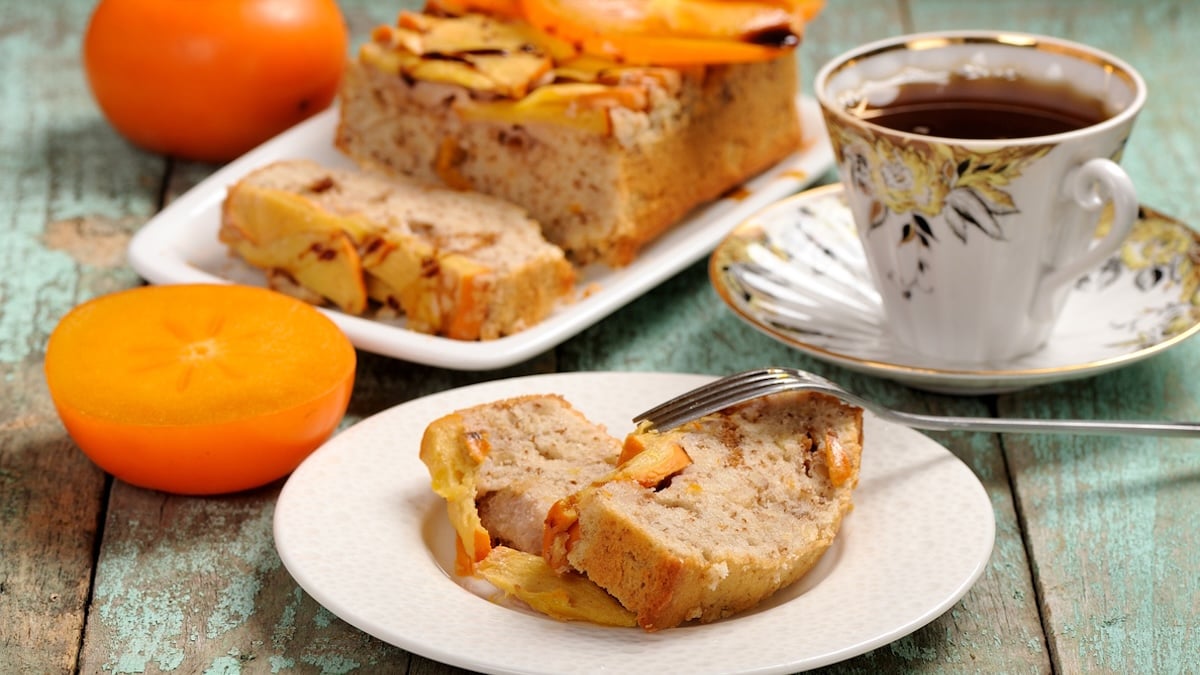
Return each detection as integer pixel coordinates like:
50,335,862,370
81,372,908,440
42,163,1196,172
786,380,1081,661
44,284,356,495
51,390,352,496
82,0,349,163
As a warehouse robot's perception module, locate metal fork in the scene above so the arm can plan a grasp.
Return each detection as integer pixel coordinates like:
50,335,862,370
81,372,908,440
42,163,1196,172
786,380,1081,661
634,367,1200,437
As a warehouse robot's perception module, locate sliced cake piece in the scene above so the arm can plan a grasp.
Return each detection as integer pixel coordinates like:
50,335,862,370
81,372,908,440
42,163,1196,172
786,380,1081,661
219,159,575,340
420,394,623,569
218,169,374,315
545,390,864,631
420,393,637,626
420,386,864,631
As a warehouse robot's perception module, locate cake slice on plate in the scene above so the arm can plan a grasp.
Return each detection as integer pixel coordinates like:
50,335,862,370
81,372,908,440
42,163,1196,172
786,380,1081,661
420,386,863,631
220,159,575,340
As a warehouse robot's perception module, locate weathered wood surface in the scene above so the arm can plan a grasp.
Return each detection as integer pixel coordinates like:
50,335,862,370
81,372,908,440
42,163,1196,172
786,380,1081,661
3,0,1197,673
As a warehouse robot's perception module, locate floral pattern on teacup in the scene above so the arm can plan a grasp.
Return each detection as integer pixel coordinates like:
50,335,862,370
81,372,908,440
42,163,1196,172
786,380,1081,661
827,120,1053,295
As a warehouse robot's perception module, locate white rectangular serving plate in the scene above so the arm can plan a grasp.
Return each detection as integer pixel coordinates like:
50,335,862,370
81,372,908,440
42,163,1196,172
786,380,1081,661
127,96,834,370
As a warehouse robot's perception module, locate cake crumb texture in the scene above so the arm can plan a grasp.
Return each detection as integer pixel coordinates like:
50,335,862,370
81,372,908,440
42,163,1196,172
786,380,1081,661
564,390,863,630
220,159,575,340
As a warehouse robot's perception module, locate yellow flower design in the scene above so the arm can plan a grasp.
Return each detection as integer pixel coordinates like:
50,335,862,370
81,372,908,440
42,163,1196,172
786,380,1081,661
825,117,1064,295
1119,209,1200,306
1076,205,1200,349
868,137,949,216
829,121,1054,241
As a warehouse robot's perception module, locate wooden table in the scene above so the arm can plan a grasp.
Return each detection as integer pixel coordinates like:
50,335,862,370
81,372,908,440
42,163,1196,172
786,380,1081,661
5,0,1199,672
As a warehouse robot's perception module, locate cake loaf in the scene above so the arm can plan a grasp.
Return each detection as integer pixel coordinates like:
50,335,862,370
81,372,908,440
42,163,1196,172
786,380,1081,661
220,159,575,340
335,10,803,267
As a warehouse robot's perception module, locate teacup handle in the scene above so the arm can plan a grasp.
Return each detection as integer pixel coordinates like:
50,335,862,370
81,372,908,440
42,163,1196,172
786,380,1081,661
1032,157,1138,321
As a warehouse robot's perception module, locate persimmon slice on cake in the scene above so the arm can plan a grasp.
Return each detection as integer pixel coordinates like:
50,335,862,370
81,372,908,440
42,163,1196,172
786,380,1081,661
519,0,825,65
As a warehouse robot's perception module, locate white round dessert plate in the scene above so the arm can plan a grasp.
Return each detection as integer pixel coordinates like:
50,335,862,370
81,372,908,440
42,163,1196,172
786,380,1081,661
274,371,995,675
711,184,1200,394
126,97,834,371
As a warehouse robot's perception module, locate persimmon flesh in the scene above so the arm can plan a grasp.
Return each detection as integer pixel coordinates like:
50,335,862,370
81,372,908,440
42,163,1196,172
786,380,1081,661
44,284,356,495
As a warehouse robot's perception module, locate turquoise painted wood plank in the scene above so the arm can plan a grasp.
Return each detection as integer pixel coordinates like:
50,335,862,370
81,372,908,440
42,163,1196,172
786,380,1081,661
0,0,160,670
20,0,1195,673
1001,365,1200,674
81,485,421,674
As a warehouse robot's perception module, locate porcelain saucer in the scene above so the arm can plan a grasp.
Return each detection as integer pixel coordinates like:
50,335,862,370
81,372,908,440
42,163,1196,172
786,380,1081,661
710,184,1200,394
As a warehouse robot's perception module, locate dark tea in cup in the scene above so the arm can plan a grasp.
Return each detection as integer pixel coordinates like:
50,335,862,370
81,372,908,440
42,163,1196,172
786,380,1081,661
851,73,1112,139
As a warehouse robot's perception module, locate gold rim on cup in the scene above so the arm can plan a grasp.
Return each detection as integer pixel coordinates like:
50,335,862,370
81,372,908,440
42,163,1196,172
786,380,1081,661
814,30,1148,145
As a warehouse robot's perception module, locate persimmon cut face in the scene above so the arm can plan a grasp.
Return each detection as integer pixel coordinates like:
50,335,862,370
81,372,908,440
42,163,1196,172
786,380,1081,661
45,284,356,495
554,0,803,38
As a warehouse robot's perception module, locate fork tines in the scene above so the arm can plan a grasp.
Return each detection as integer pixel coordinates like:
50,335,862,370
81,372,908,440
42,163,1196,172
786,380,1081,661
634,368,799,431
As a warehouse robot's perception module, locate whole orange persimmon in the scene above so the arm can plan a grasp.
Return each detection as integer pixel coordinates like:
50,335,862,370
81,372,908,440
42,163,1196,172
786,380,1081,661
83,0,349,163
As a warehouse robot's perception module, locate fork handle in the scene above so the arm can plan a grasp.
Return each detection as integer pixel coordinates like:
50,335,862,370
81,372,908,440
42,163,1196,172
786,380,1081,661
889,412,1200,437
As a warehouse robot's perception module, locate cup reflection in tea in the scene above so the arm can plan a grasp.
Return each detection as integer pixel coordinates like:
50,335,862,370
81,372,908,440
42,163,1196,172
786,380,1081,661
815,31,1146,366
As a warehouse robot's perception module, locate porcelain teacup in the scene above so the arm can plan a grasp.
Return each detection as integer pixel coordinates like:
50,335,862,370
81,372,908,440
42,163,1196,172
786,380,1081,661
815,31,1146,366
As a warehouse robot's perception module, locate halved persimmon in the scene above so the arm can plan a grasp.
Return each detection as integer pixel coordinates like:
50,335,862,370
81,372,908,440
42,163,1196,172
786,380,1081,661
44,284,356,495
519,0,825,65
